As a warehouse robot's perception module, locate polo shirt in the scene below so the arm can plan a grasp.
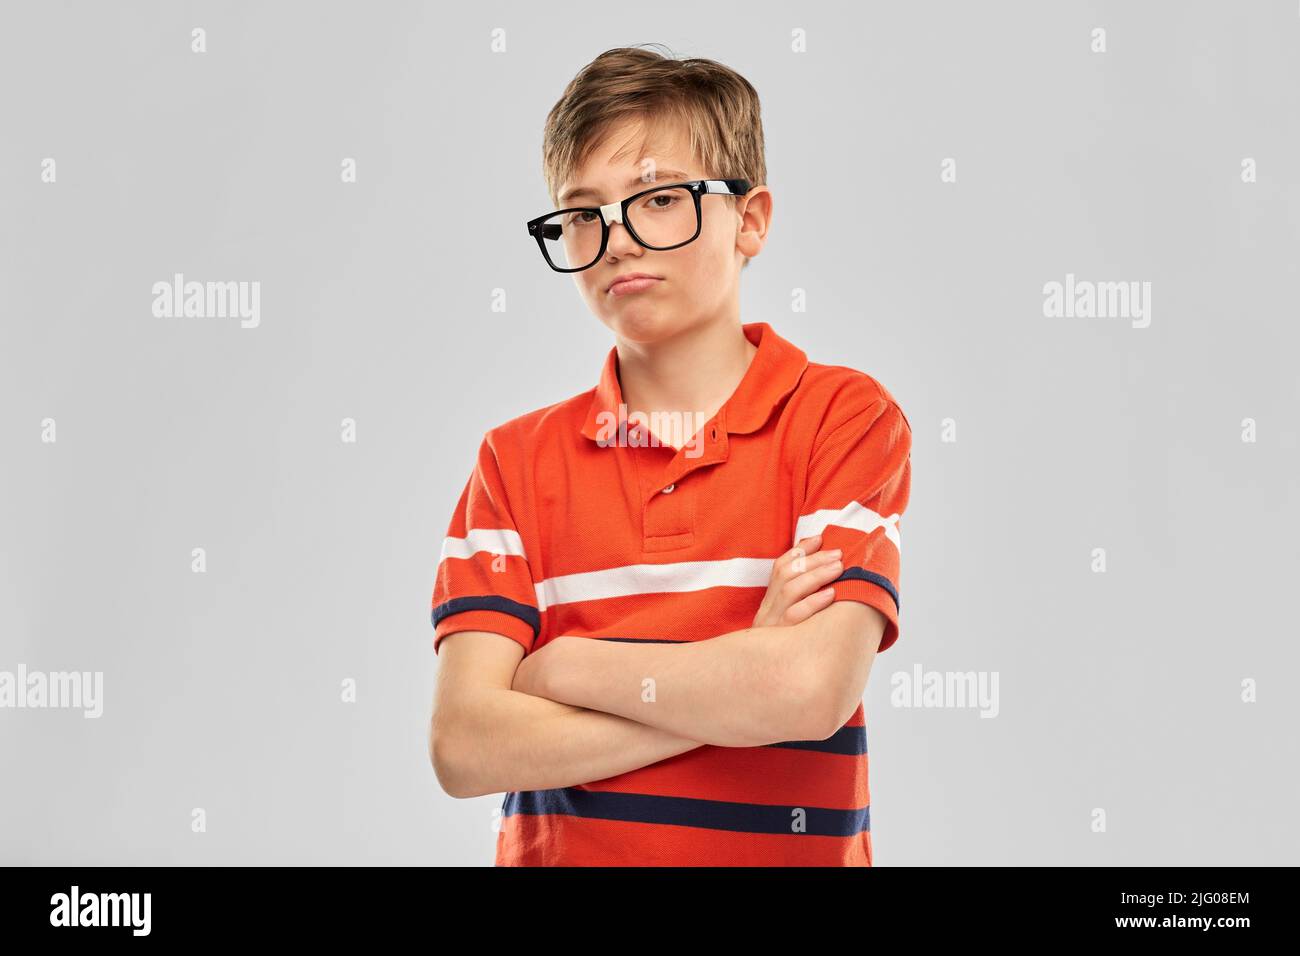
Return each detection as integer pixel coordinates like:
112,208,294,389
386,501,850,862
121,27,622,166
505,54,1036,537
430,320,912,866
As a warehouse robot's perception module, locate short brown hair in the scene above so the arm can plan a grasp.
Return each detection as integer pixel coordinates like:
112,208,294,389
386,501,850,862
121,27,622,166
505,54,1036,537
542,44,766,267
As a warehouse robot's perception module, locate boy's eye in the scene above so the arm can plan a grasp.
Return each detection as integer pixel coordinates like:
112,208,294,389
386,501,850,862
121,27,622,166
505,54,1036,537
643,192,680,211
567,210,599,226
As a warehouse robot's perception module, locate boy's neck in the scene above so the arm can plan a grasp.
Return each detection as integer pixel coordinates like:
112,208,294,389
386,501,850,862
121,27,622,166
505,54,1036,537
614,318,758,442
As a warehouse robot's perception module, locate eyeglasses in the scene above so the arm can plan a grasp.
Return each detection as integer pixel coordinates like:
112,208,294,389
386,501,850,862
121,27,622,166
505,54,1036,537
525,179,751,273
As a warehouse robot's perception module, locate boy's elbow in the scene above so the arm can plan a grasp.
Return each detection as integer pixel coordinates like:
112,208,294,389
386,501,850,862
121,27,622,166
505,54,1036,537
429,719,476,799
783,698,840,744
773,623,864,742
738,702,826,748
732,682,829,747
781,657,847,743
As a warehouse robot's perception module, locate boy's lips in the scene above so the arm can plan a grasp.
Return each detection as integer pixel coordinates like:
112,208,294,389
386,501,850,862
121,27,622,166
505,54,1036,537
607,273,663,296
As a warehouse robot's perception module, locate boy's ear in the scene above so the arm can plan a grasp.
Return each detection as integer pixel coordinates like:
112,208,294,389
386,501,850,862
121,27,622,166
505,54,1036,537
736,186,772,261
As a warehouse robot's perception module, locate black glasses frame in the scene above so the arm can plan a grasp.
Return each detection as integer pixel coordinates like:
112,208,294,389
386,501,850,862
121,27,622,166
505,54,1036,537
525,178,752,273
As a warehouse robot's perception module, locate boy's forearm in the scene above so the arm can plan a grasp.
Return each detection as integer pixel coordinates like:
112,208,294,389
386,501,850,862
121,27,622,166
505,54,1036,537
535,628,819,748
436,685,704,799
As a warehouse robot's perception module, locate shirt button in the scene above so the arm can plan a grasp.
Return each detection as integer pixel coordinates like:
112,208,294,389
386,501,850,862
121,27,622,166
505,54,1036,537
662,483,676,494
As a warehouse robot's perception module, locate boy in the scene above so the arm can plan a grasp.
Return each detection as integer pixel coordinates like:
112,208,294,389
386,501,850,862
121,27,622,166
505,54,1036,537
428,45,912,866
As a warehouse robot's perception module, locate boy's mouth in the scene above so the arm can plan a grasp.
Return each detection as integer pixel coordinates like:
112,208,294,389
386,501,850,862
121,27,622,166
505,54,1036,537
607,273,663,296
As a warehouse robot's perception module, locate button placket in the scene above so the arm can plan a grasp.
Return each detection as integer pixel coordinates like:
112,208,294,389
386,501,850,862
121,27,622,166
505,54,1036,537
643,474,695,549
628,409,729,551
659,412,729,490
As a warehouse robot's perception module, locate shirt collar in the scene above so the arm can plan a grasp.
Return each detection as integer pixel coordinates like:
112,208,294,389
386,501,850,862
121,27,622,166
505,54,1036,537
580,321,808,442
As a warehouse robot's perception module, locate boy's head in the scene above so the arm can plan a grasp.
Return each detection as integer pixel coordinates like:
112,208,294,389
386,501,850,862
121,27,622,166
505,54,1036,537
540,45,771,345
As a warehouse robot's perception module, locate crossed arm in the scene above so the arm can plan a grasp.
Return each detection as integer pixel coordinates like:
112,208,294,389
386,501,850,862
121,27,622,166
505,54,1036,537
430,600,886,799
511,601,885,747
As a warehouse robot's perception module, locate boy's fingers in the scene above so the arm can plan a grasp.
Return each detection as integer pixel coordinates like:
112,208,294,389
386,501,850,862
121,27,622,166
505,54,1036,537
775,542,809,573
777,545,840,579
782,553,843,588
783,586,836,625
777,535,822,569
781,558,843,602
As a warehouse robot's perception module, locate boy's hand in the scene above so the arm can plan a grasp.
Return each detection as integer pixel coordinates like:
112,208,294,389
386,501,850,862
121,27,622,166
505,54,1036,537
751,534,843,628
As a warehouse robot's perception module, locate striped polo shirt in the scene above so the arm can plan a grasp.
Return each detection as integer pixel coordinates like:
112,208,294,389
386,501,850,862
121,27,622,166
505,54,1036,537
431,320,912,866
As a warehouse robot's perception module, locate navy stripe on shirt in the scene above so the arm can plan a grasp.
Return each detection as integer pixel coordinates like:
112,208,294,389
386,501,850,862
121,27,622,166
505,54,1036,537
431,595,541,637
502,787,869,837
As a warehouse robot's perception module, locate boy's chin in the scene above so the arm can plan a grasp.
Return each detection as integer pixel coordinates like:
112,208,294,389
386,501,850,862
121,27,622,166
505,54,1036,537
603,310,689,344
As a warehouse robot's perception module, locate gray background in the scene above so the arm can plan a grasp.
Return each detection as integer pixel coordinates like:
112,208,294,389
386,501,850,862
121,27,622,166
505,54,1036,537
1,0,1296,865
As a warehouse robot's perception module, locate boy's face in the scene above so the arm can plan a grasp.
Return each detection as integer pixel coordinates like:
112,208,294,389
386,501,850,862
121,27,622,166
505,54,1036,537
554,117,769,345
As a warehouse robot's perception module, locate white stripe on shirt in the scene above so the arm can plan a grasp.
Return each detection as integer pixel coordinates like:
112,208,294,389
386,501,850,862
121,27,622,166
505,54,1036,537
439,528,527,561
794,502,901,555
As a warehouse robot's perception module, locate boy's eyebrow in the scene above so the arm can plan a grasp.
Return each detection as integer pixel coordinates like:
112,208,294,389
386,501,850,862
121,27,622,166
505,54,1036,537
559,169,692,204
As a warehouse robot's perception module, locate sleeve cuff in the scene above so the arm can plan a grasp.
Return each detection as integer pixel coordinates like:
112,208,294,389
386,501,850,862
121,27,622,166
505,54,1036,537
830,571,900,653
432,601,539,656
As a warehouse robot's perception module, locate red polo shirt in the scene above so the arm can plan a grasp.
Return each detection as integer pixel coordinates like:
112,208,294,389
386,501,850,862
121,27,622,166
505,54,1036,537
431,321,912,865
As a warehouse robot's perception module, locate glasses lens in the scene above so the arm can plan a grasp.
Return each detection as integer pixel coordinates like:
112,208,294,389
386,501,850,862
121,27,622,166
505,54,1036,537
625,186,699,249
536,209,603,271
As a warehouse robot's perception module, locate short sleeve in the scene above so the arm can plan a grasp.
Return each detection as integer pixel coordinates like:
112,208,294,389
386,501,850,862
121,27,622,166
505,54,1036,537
430,435,540,656
795,396,912,653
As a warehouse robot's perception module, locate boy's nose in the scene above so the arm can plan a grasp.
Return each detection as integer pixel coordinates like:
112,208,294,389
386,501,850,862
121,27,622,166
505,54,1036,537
604,220,642,259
